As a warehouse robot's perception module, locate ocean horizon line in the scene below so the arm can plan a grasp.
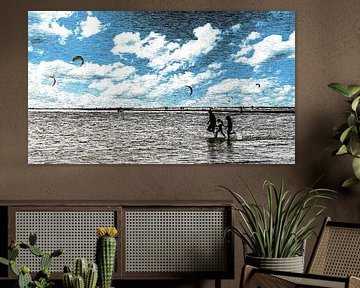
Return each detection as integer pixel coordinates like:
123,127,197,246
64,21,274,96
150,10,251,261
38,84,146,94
28,106,295,113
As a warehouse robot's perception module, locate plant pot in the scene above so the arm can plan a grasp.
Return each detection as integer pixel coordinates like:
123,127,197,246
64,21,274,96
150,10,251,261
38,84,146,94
245,254,304,273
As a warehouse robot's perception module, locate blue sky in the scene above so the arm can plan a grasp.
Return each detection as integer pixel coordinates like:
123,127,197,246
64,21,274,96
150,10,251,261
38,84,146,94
28,11,295,108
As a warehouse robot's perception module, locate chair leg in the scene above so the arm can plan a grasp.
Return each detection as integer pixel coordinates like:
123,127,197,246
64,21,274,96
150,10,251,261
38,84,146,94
215,278,221,288
240,265,255,288
240,265,296,288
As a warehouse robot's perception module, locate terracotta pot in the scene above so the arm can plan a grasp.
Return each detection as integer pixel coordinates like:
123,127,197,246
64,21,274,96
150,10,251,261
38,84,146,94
245,254,304,273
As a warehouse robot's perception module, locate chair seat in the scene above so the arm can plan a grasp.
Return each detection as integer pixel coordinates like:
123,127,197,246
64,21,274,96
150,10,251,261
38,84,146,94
243,265,360,288
277,274,346,288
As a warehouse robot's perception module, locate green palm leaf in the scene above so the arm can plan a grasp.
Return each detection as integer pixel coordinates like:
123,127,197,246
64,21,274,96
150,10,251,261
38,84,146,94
220,179,335,258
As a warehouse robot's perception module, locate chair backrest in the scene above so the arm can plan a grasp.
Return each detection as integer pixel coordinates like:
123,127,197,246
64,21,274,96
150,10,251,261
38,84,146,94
307,217,360,277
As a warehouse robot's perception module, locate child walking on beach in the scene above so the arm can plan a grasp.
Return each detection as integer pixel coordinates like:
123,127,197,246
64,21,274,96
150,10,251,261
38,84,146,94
214,118,225,138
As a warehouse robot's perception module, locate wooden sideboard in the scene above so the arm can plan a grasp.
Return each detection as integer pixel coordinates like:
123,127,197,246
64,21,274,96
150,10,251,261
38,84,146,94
0,201,234,288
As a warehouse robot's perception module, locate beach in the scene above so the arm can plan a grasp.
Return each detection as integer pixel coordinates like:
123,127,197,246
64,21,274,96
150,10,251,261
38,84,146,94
28,109,295,164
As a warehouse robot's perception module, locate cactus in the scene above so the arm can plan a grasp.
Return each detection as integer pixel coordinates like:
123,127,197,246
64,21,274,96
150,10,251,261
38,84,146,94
18,270,32,288
64,265,72,273
74,258,88,279
9,246,19,260
29,245,44,257
74,275,85,288
41,253,52,270
10,260,20,276
29,232,37,246
0,257,9,266
51,248,64,258
96,227,118,288
34,268,51,285
63,272,74,288
85,262,98,288
62,266,74,288
63,259,98,288
0,233,63,288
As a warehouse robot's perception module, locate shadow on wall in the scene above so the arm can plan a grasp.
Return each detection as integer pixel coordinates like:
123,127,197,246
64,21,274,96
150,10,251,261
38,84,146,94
299,103,355,191
293,108,360,266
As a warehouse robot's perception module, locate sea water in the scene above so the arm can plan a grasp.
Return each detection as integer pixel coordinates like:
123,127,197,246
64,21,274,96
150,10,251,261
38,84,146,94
28,110,295,164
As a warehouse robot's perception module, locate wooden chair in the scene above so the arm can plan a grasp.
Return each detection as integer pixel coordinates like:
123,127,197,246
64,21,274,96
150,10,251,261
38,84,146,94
241,217,360,288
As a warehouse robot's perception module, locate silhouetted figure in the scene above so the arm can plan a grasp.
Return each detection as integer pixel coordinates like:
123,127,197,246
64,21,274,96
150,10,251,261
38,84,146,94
214,118,225,138
225,115,236,143
207,108,216,132
117,108,125,120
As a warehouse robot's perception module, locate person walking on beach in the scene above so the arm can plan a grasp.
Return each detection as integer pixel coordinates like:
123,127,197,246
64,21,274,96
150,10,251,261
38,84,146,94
214,118,226,138
207,108,216,132
225,115,236,143
117,108,125,120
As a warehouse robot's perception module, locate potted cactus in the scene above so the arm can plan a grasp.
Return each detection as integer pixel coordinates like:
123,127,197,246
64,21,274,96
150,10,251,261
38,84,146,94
62,258,98,288
96,227,118,288
0,232,63,288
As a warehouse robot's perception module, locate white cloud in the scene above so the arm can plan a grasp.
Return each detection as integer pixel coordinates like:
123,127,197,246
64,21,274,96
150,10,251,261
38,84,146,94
108,66,136,79
246,31,261,41
170,23,220,62
71,62,135,81
92,64,223,107
28,56,294,108
207,78,269,96
111,23,221,73
111,32,142,54
111,31,178,64
100,74,162,102
29,60,135,83
236,31,261,49
29,54,220,108
29,11,74,45
28,60,138,108
237,46,253,57
234,31,295,69
153,70,214,99
197,77,294,107
230,24,241,31
78,15,103,39
88,79,116,91
32,11,74,22
87,66,136,92
159,63,182,75
208,62,222,69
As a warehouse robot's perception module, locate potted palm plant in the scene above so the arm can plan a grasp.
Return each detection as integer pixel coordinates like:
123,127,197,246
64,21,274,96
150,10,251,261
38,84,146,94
328,83,360,187
221,179,334,273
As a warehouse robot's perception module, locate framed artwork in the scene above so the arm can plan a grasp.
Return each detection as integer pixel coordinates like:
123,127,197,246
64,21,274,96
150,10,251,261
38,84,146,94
28,11,295,164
